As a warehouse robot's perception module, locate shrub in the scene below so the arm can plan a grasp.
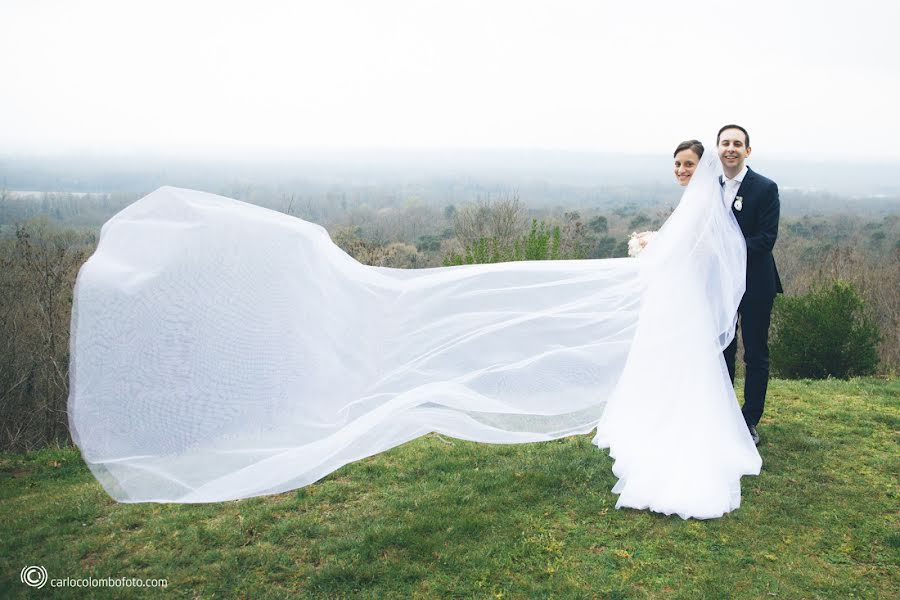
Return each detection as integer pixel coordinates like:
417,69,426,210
415,234,442,252
770,280,881,379
331,227,421,268
443,219,560,266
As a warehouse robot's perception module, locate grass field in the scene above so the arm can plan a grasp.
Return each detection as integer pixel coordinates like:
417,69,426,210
1,378,898,598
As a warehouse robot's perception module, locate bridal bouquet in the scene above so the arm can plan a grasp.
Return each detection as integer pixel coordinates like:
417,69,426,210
627,230,657,257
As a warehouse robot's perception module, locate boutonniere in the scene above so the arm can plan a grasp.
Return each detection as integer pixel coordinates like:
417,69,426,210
733,196,743,211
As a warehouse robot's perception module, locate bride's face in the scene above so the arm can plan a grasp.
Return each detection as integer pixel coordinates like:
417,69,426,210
674,149,700,186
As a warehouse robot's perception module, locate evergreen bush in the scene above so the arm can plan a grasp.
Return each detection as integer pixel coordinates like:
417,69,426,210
770,281,880,379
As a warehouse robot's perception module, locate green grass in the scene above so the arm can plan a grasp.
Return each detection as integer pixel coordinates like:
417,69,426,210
2,378,898,599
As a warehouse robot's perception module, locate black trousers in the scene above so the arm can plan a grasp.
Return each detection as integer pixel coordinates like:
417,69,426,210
724,295,775,427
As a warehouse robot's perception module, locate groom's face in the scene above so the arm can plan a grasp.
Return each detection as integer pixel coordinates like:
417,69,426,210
718,128,751,172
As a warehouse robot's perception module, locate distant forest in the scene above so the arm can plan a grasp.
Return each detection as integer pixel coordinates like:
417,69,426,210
3,152,900,210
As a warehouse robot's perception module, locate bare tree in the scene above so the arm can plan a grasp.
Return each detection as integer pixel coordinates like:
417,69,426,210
0,218,95,451
453,195,525,249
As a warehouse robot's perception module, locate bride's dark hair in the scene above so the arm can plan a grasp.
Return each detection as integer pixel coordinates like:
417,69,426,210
674,140,704,158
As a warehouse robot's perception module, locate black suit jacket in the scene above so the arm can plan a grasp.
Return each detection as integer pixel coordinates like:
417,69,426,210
728,167,784,302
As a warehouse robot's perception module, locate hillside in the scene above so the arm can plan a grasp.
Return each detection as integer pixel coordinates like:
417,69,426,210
1,377,897,598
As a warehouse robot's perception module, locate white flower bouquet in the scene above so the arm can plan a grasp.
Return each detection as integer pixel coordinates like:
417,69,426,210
627,230,657,257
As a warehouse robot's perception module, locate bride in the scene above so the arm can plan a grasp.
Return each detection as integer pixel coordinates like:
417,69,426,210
67,140,760,519
593,140,760,518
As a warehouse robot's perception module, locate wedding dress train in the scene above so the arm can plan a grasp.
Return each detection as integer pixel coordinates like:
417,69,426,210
68,152,760,518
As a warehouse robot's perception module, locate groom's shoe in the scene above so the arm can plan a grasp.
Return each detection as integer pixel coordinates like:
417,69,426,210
748,424,760,446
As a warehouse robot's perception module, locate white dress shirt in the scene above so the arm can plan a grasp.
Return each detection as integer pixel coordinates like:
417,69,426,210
721,165,748,209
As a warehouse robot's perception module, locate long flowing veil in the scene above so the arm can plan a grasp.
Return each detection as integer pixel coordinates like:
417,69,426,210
68,150,760,517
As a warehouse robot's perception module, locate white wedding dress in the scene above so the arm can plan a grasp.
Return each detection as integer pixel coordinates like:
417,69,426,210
68,152,761,518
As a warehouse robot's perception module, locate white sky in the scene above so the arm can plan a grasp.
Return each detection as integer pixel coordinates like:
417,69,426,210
2,0,898,160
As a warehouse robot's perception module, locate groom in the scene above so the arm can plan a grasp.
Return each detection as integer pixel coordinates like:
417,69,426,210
718,124,783,445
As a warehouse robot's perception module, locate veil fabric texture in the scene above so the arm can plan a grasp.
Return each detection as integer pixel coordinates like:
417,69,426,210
68,152,760,518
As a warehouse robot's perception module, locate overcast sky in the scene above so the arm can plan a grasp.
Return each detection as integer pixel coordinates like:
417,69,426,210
2,0,898,160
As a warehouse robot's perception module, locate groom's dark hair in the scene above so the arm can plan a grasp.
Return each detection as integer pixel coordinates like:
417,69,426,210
717,124,750,147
